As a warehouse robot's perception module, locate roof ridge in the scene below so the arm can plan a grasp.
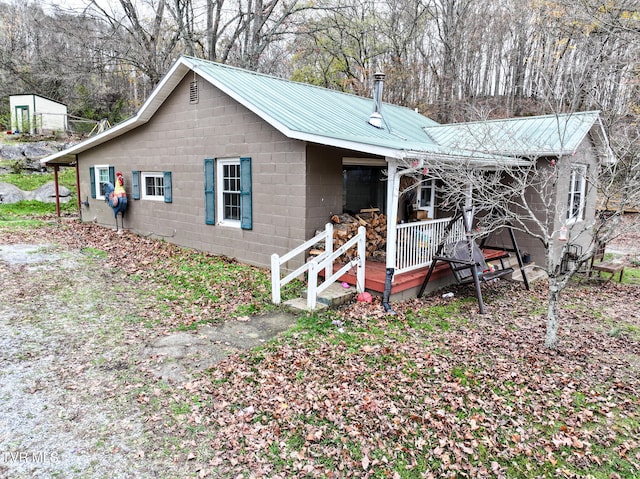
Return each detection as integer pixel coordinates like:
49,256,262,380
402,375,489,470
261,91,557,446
183,55,415,111
423,110,601,129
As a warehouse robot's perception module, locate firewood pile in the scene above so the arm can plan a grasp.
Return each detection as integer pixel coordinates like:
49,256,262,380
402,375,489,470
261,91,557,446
329,209,387,261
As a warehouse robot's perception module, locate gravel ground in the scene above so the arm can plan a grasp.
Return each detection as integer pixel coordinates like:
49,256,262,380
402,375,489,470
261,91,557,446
0,243,188,479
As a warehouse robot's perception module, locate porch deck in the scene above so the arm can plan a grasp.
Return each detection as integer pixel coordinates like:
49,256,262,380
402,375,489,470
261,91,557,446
333,249,511,299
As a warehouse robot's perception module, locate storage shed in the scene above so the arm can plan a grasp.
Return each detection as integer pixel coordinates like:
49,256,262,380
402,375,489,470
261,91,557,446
9,94,68,135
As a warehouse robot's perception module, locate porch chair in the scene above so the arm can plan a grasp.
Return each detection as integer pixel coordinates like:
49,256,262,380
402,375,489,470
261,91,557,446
588,242,624,284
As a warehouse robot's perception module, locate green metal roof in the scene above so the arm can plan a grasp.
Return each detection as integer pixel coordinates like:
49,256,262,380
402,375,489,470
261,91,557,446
185,56,441,150
422,111,602,157
41,56,604,167
185,56,528,163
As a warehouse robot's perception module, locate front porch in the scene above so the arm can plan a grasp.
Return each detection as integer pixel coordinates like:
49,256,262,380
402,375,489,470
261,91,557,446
334,248,514,301
272,214,523,310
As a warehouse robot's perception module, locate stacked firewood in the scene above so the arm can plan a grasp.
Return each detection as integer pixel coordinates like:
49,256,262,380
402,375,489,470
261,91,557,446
329,209,387,261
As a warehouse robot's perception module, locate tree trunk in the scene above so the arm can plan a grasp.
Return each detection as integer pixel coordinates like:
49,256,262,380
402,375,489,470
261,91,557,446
545,278,560,349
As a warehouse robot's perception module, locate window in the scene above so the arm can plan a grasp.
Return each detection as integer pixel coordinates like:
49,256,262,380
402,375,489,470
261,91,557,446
90,165,113,200
416,178,436,219
217,159,241,225
142,172,164,200
567,164,587,222
204,157,252,229
132,171,172,203
342,165,386,214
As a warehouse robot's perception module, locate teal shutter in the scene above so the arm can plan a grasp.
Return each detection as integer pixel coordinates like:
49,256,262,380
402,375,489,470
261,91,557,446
108,166,115,185
132,171,140,200
204,159,215,225
163,171,172,203
89,167,96,198
240,157,252,230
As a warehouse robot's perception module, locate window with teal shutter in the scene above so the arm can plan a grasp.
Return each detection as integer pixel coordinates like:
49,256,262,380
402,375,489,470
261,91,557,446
163,171,172,203
89,167,96,198
132,171,140,199
204,159,215,224
91,165,110,199
240,157,252,230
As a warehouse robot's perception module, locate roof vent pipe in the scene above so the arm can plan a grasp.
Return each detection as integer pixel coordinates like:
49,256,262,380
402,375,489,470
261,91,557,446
368,72,385,129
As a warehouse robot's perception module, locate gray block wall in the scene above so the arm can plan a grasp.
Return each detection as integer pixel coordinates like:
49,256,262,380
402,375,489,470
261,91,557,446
77,73,345,269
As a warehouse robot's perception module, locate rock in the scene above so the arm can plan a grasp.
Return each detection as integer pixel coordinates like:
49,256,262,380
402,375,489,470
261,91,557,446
0,144,24,160
0,141,58,161
0,182,25,203
28,181,72,203
22,143,57,158
0,181,71,204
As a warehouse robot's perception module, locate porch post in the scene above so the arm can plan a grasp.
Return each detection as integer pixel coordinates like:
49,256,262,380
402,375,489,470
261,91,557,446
383,158,400,313
75,157,82,219
53,165,61,218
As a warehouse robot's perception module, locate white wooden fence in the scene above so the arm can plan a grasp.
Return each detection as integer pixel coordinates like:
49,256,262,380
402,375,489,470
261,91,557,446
271,223,366,310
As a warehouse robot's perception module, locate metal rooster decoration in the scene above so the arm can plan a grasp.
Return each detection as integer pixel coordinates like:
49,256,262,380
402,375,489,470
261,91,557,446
104,171,128,232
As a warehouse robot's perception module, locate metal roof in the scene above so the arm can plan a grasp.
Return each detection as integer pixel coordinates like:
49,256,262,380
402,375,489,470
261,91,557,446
187,57,438,148
422,111,603,157
41,56,601,167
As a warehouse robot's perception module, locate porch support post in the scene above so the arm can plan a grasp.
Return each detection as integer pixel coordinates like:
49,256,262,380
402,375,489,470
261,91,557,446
75,157,82,219
383,158,400,313
53,165,61,218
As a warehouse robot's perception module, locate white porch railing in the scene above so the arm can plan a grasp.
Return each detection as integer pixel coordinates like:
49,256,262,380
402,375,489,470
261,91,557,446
395,217,465,274
271,223,366,310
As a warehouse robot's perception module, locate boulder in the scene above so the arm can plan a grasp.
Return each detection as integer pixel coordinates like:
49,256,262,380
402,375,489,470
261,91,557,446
0,181,71,204
0,182,26,203
28,181,72,203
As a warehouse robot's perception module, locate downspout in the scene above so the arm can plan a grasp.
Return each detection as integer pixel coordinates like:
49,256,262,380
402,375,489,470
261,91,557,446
382,157,425,313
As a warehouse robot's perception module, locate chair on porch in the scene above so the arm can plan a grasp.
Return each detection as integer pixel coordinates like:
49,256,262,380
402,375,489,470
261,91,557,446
588,242,624,284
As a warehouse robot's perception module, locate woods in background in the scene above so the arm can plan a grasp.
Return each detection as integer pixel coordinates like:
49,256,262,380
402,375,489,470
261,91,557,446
0,0,638,128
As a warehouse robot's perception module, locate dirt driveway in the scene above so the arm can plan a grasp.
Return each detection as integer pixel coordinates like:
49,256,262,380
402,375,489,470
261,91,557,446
0,241,294,479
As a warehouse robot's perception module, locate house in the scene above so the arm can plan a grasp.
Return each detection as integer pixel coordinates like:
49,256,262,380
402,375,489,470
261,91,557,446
40,55,611,304
9,94,68,135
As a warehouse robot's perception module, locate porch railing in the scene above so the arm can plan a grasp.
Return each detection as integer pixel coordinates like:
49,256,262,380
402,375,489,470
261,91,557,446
395,217,465,274
271,223,366,310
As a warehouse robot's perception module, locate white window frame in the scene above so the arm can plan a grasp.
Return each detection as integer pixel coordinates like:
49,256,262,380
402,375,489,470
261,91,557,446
216,158,241,228
94,165,110,200
141,172,165,201
566,164,587,223
415,178,436,219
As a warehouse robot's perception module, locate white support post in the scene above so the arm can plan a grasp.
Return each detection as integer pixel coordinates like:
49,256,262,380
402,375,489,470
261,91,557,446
385,159,400,270
307,259,318,310
356,225,366,292
271,253,281,304
324,223,333,280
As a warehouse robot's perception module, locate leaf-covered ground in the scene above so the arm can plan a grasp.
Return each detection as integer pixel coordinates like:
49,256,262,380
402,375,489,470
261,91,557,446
1,219,639,478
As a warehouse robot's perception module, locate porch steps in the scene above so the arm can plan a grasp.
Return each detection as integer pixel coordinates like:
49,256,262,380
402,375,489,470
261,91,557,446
284,282,357,313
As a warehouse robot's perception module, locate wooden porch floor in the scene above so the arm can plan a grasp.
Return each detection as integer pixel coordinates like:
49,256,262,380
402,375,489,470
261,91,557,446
332,249,511,296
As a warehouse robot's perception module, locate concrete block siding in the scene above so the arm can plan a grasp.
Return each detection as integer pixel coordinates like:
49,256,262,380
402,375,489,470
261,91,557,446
78,74,345,269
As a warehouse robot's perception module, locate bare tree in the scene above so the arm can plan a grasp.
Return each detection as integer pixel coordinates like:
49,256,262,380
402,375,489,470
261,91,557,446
402,111,639,349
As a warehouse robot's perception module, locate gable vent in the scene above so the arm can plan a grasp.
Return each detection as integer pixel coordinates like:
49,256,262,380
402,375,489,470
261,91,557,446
189,81,199,104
